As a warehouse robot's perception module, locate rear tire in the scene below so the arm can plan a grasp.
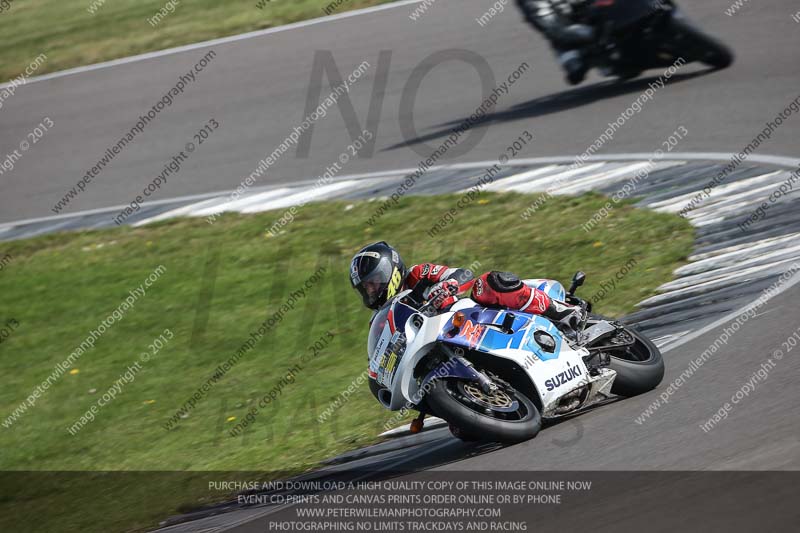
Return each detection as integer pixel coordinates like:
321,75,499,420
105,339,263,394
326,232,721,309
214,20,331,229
668,13,734,69
427,378,541,443
586,315,664,396
608,328,665,397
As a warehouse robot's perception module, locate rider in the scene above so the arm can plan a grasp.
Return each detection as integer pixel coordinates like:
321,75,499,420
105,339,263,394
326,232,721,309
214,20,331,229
516,0,597,85
349,241,584,332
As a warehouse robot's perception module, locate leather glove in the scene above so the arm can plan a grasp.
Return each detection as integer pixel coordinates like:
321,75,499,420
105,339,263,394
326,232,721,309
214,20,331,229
425,279,460,311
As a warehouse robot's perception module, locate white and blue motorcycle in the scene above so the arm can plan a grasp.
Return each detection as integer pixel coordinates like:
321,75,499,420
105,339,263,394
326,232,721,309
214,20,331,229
368,272,664,442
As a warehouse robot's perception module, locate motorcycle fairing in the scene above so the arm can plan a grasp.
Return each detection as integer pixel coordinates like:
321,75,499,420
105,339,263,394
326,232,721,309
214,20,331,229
433,300,594,416
369,300,416,387
523,278,566,302
369,293,613,417
437,307,564,362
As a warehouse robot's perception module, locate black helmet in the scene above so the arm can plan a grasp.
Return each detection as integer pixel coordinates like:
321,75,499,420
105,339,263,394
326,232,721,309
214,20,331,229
350,241,407,310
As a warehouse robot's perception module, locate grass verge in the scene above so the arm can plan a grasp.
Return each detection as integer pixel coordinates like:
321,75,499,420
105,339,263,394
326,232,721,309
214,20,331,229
0,0,395,82
0,192,694,531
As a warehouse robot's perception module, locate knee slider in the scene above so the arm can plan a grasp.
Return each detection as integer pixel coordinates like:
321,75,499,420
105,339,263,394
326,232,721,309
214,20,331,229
486,271,523,292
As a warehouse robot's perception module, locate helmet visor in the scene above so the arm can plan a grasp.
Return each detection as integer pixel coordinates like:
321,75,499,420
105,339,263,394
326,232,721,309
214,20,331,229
355,260,394,309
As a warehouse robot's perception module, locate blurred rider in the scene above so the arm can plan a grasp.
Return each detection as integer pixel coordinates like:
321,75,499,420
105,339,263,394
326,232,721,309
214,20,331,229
349,241,583,332
516,0,596,85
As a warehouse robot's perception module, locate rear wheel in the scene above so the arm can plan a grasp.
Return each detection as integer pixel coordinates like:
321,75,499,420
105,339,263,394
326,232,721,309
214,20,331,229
668,13,734,69
585,314,664,396
427,377,541,442
587,316,665,396
608,328,664,396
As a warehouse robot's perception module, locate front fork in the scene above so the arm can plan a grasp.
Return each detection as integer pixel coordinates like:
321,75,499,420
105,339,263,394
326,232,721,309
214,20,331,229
408,348,490,434
419,345,495,396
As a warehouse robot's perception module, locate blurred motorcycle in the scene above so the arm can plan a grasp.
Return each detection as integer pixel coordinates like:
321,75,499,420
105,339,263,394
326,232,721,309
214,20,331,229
563,0,733,81
367,271,664,442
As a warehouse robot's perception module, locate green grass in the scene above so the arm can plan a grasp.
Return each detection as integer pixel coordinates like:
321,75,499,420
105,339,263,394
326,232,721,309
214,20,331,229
0,192,694,531
0,0,395,82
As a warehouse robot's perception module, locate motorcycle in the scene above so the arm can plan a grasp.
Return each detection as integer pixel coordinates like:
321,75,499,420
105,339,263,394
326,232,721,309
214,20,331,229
367,272,664,442
566,0,733,81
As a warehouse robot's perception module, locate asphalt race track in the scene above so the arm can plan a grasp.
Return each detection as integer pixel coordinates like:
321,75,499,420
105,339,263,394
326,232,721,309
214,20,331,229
1,0,799,531
1,0,799,224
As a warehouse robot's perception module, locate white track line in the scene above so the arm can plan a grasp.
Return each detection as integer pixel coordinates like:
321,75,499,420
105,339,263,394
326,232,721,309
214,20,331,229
661,267,800,353
0,0,426,89
483,165,560,191
557,162,655,194
677,233,800,276
641,258,800,306
688,232,800,262
240,180,360,214
2,153,797,231
499,162,607,193
660,246,800,291
648,170,784,212
189,188,295,217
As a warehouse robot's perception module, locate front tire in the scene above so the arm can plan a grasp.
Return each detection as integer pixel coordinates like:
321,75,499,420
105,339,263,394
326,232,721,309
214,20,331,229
427,378,541,442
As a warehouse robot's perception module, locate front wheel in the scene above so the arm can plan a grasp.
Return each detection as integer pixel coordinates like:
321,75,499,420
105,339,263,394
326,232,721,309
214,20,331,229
426,377,541,442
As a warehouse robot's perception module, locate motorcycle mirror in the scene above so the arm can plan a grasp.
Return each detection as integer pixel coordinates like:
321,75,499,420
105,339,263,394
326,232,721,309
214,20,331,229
568,271,586,295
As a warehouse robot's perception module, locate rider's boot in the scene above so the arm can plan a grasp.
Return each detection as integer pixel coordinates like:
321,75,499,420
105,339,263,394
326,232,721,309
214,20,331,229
541,299,583,340
410,412,426,434
559,50,589,85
